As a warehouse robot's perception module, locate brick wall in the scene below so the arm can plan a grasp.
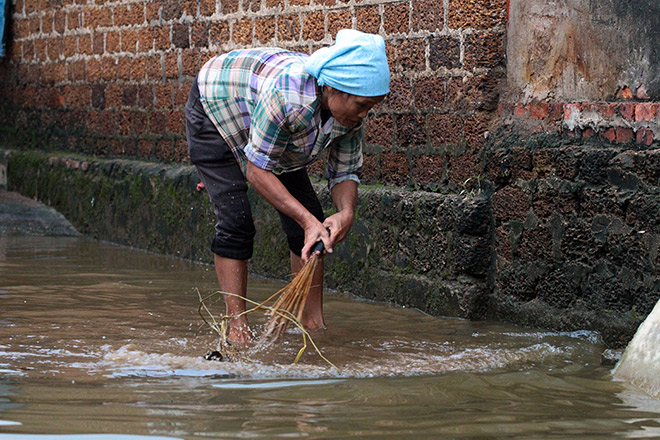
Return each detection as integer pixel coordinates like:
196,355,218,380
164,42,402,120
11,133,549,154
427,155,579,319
0,0,507,190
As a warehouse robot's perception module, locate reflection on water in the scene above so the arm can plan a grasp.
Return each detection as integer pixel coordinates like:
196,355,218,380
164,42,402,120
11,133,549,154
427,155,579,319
0,234,659,439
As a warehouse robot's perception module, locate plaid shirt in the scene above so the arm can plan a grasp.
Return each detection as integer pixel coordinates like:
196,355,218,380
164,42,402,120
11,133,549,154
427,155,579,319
197,48,364,190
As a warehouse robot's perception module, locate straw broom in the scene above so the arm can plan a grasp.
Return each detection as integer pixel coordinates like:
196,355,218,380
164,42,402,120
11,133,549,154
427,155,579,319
258,238,326,342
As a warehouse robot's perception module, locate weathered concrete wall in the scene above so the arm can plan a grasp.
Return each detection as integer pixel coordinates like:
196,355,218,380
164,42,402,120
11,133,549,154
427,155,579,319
5,148,490,320
506,0,660,103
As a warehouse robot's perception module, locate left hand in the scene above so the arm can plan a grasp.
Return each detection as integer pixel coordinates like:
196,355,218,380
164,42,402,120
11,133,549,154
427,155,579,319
322,209,354,252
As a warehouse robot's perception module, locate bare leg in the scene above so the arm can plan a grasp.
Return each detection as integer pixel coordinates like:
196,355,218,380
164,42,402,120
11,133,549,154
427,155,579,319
214,254,253,344
290,251,326,330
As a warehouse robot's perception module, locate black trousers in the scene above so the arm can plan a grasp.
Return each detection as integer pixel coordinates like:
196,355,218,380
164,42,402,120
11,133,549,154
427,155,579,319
185,79,324,259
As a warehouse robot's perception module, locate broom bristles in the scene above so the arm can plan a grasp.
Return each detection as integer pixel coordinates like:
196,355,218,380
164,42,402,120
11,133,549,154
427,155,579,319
259,253,320,341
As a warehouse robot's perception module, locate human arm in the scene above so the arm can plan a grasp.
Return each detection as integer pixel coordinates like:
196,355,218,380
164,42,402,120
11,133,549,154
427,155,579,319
324,179,357,247
246,161,330,262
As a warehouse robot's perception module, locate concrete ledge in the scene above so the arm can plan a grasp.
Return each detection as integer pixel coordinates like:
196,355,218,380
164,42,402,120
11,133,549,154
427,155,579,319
4,149,490,321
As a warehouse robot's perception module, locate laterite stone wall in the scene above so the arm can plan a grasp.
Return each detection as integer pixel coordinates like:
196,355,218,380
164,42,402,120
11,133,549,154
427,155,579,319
0,0,507,191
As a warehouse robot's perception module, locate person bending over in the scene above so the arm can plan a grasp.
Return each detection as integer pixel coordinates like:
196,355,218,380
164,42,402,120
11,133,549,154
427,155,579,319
185,29,390,344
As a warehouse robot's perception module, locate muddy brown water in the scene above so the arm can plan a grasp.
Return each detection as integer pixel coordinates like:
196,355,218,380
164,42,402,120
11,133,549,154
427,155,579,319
1,234,659,439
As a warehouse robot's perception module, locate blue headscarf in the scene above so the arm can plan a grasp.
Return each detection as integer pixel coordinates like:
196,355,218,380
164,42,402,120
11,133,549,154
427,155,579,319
304,29,390,97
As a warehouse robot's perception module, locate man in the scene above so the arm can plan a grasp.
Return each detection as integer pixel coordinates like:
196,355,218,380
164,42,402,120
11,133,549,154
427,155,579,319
185,29,390,344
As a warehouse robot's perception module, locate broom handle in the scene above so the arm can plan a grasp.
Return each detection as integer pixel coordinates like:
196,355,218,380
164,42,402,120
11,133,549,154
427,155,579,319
310,228,330,255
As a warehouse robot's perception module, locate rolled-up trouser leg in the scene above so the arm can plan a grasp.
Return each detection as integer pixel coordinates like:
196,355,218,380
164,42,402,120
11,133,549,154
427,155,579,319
185,79,255,260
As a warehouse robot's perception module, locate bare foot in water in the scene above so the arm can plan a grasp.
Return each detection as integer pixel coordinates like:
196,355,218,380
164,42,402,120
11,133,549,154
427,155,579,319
301,308,326,331
227,316,253,345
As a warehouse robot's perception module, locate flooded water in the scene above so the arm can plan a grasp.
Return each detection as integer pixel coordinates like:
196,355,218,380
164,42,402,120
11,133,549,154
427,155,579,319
1,234,660,439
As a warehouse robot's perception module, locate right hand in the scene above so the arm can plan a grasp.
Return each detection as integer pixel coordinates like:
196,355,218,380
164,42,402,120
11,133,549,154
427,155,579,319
301,221,331,263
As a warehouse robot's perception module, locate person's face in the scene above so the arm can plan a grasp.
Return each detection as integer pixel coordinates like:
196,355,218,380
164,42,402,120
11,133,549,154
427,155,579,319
323,87,385,128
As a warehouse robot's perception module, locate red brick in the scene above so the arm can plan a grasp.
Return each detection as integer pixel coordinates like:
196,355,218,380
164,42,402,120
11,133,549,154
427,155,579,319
138,138,155,157
121,29,138,53
86,7,112,28
131,56,147,80
106,31,120,53
154,26,171,51
149,111,166,134
115,4,145,27
302,13,324,41
62,35,76,57
34,38,47,61
40,16,53,37
210,21,229,46
412,154,444,188
385,78,412,112
617,103,634,120
54,11,66,33
222,0,239,14
138,85,154,108
397,38,425,71
598,103,616,118
530,101,550,120
117,111,132,135
384,2,409,35
155,83,173,108
396,114,426,148
121,85,138,107
101,56,117,81
429,36,460,70
132,111,149,134
146,54,163,80
162,2,182,20
356,6,380,34
173,138,190,162
492,186,530,224
448,0,506,30
429,113,463,147
87,58,102,81
447,153,480,187
54,62,67,83
156,138,174,161
381,152,409,186
105,83,123,108
464,114,490,151
616,86,633,100
412,0,441,32
233,18,253,45
616,127,634,144
328,10,351,37
636,128,654,146
182,49,201,76
414,77,445,110
602,127,616,142
278,14,300,41
117,55,132,80
635,103,655,122
67,11,82,31
365,114,393,146
174,81,193,107
164,52,179,78
192,22,209,47
138,27,154,52
166,109,184,134
67,59,86,81
172,22,190,48
92,32,105,55
200,0,216,15
464,30,505,69
46,37,63,61
290,0,309,6
99,110,116,134
78,34,93,55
